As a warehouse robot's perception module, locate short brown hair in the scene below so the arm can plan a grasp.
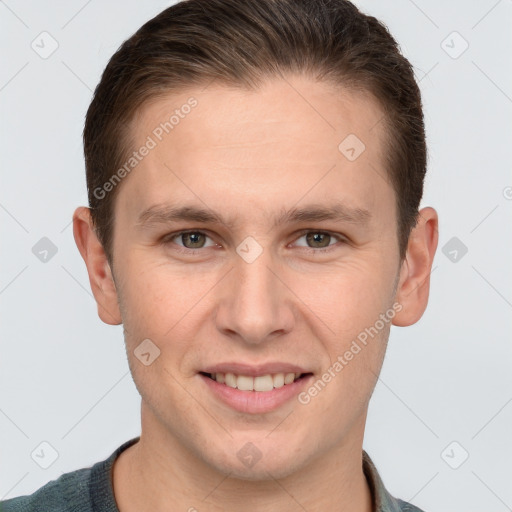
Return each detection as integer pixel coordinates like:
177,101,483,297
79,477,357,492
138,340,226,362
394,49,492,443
84,0,426,265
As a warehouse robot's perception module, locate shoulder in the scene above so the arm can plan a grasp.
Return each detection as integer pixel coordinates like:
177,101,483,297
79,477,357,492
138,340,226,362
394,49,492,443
0,437,139,512
0,466,94,512
362,451,427,512
395,498,427,512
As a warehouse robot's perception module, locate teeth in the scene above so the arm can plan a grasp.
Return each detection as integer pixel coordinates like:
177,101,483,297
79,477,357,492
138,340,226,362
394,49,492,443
211,372,302,391
273,373,285,388
284,373,295,385
254,375,274,392
225,373,237,388
237,375,254,391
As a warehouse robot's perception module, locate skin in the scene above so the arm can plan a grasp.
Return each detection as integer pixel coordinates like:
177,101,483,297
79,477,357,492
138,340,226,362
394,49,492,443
73,74,438,512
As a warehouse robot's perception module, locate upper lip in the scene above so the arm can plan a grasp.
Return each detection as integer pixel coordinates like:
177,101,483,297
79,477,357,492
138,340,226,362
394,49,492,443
201,362,311,377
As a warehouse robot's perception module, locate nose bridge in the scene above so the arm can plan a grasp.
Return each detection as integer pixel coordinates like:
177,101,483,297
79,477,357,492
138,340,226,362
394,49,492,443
216,243,293,344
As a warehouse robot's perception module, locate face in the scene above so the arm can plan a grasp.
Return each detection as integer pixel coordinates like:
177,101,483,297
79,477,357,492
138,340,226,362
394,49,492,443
105,75,405,479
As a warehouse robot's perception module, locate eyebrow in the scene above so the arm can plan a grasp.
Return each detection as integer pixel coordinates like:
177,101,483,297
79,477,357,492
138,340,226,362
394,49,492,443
136,202,372,230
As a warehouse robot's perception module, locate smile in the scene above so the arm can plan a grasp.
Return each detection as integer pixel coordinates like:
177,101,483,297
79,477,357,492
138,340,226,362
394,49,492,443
201,372,308,392
199,369,314,414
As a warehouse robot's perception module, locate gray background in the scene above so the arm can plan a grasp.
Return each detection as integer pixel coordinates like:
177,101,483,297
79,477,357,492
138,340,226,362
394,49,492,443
1,1,511,510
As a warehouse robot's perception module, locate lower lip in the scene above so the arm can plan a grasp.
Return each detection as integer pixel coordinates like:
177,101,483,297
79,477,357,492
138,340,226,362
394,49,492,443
199,374,313,414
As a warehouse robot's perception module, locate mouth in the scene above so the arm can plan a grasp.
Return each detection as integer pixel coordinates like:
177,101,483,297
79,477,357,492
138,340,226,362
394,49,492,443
198,362,315,413
199,371,312,392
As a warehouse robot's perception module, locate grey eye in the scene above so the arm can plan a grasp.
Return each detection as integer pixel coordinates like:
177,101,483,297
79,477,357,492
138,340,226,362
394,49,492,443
180,232,207,248
305,232,332,248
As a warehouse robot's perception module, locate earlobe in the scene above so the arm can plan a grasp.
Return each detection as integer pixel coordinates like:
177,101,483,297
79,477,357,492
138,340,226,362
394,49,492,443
392,207,439,327
72,207,122,326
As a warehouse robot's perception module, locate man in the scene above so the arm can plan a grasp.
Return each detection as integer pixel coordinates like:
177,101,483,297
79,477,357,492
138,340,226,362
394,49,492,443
1,0,438,510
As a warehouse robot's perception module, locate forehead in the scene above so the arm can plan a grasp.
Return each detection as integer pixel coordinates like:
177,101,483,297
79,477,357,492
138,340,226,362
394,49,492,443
117,75,392,224
133,75,385,155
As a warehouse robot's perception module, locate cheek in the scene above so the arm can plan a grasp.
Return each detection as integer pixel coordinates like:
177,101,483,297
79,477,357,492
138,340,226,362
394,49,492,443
117,257,216,369
290,259,395,410
301,314,390,430
291,258,395,340
118,256,189,326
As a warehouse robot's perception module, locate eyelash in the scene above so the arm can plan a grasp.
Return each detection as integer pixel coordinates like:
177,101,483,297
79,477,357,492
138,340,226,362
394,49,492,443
163,229,347,255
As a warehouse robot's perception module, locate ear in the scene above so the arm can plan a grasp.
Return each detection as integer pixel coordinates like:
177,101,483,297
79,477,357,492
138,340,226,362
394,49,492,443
72,206,122,325
392,206,439,327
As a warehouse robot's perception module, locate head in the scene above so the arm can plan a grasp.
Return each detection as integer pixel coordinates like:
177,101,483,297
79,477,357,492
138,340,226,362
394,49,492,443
74,0,437,480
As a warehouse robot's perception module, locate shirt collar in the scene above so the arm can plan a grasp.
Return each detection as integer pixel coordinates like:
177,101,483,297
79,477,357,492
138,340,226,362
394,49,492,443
362,450,406,512
107,440,411,512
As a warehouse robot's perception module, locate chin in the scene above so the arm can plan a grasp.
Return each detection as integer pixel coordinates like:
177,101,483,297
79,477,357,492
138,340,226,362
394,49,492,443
202,440,309,481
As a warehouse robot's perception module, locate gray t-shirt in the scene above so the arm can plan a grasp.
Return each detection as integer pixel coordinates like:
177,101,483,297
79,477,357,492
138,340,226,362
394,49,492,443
0,437,425,512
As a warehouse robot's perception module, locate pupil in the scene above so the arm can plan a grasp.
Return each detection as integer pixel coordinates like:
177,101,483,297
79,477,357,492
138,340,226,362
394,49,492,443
307,232,330,248
185,232,204,248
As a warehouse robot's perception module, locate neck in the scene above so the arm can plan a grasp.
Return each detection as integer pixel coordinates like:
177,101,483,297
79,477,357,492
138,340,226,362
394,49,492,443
113,404,373,512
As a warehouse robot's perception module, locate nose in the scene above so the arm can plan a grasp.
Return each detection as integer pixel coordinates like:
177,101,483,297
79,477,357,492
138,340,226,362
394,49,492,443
214,245,295,346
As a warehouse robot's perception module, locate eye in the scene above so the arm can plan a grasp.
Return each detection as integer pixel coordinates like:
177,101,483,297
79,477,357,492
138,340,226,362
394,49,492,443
292,230,345,252
162,229,346,256
165,230,217,251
